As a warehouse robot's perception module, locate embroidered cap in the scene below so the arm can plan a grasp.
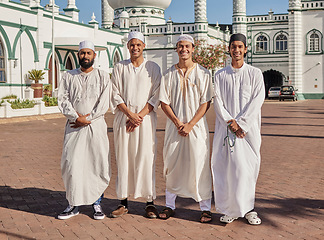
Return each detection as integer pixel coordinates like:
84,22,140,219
176,34,195,45
128,31,145,43
79,40,95,52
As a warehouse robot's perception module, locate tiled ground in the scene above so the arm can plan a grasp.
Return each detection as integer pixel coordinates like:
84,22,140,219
0,99,323,239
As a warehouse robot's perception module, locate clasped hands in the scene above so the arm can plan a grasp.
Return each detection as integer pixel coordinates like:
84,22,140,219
227,119,246,138
175,120,193,137
126,112,143,132
70,112,91,128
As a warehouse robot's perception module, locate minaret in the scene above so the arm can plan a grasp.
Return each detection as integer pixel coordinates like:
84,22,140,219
63,0,79,22
232,0,247,36
288,0,303,99
194,0,208,40
102,0,114,28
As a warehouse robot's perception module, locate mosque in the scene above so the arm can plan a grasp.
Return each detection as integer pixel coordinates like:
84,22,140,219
0,0,323,100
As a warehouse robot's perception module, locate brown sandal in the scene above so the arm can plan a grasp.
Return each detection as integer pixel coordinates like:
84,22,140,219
200,211,212,223
158,207,175,220
145,205,158,219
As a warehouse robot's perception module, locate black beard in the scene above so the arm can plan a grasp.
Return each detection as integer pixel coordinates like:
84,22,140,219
79,57,94,69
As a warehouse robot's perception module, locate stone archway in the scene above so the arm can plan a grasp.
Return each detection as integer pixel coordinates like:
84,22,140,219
263,69,284,97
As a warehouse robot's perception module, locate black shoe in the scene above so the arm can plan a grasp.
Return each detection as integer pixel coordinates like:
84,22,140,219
93,204,105,220
58,205,79,220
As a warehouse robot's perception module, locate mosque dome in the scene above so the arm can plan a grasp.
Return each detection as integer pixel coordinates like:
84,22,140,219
107,0,172,10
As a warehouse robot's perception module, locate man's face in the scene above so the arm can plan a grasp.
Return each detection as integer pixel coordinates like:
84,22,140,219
127,39,145,59
229,41,247,61
176,41,194,61
78,48,96,69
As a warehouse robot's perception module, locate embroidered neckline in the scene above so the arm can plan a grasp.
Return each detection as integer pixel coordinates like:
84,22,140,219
175,63,197,101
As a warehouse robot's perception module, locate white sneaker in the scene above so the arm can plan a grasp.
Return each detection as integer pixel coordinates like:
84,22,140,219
58,205,79,220
93,204,105,220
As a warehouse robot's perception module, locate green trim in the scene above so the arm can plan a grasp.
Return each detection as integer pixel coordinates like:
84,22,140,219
45,48,63,70
110,46,124,68
302,93,324,99
116,6,165,12
144,47,175,51
12,27,39,62
0,25,13,59
0,83,31,87
98,28,124,35
63,51,79,69
273,31,289,53
249,55,288,59
0,20,37,31
0,2,37,15
63,8,80,13
253,32,271,54
107,42,123,47
127,15,165,20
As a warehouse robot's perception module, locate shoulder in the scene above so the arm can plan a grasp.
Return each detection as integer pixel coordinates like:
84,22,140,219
215,66,230,77
145,60,161,70
114,59,130,69
65,69,80,76
245,63,262,75
196,64,211,76
163,65,176,77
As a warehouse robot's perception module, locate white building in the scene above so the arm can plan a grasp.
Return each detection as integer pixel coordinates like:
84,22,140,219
0,0,323,100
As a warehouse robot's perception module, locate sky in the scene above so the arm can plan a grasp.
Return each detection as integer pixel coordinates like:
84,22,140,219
14,0,289,25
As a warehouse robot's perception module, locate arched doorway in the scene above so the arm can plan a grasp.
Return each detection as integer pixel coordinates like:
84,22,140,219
263,69,284,97
48,56,58,89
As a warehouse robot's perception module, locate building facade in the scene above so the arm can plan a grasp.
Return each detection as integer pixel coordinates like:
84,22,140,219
0,0,323,100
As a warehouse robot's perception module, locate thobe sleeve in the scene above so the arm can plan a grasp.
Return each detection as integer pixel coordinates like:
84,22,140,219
159,72,171,105
213,72,234,126
58,72,79,123
199,70,214,104
86,70,111,122
236,69,265,133
148,65,162,112
111,64,124,113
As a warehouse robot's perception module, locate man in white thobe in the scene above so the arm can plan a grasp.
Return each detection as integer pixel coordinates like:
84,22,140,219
57,40,111,220
110,32,161,218
159,35,213,223
212,33,264,225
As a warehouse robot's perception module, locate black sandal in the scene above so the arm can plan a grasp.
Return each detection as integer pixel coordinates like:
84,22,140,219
158,207,175,220
200,210,212,223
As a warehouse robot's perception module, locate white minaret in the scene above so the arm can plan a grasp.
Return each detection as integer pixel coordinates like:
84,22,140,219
288,0,303,99
233,0,247,36
102,0,114,28
194,0,207,22
194,0,208,40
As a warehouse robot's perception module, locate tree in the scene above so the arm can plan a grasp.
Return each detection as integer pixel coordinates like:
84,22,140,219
192,40,227,70
28,69,45,84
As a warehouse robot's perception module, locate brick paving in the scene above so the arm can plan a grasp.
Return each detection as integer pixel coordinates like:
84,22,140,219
0,100,323,240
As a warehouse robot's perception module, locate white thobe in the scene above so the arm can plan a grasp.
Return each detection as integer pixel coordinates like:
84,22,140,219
58,68,111,206
159,63,213,202
111,59,161,201
211,63,265,218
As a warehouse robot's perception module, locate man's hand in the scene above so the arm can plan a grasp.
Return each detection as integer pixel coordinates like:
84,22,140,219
70,113,91,128
178,122,194,137
235,128,246,138
128,112,143,126
126,119,137,132
227,119,240,133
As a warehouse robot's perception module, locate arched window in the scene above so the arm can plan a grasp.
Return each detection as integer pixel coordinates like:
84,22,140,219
275,34,288,51
310,33,320,52
306,29,323,54
0,40,6,82
113,51,120,65
256,35,268,52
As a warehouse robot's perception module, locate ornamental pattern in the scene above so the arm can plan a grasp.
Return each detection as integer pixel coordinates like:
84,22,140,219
194,0,207,22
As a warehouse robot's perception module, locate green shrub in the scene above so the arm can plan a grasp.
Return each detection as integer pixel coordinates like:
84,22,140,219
42,95,58,107
8,99,36,109
2,94,17,99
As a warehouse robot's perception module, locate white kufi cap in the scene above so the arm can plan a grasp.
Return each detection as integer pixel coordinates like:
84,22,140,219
79,40,95,52
128,31,145,43
176,34,195,45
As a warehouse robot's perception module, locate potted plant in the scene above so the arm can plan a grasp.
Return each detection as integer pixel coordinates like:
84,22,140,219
28,69,45,98
43,84,52,97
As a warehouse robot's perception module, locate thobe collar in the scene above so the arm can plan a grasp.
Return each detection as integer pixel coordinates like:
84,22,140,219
230,62,246,74
77,67,95,76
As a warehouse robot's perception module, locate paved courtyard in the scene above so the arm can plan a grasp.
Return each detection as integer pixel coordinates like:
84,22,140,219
0,99,323,240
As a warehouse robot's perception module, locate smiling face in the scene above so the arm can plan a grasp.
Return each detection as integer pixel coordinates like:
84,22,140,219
229,40,247,64
176,40,194,61
127,38,145,60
